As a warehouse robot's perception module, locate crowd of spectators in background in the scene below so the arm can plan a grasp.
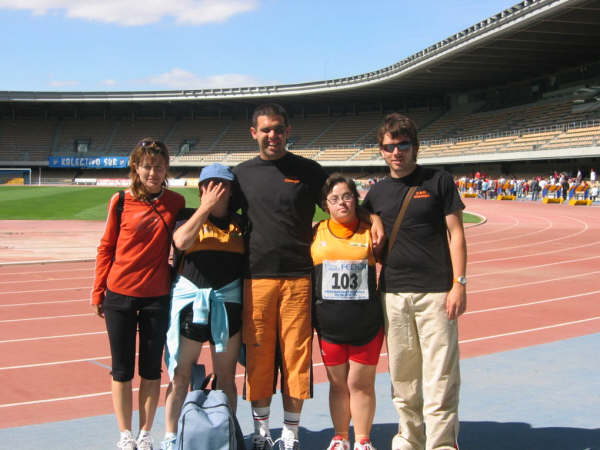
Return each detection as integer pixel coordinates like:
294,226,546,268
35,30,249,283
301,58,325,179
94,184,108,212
454,169,599,202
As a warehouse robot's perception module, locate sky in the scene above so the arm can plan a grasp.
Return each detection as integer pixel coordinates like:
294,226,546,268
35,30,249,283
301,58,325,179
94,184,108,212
1,0,519,92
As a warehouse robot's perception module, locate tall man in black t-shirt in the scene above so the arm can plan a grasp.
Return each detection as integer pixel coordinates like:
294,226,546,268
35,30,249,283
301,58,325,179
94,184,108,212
363,113,467,450
233,103,328,450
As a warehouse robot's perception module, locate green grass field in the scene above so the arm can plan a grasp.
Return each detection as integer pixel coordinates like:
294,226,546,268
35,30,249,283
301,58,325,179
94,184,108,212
0,185,480,223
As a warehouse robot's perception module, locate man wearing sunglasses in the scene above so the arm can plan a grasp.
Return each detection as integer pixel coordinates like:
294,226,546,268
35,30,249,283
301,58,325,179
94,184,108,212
362,113,467,450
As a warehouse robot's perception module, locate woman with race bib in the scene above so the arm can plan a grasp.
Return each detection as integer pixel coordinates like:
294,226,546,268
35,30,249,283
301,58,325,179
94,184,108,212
311,174,383,450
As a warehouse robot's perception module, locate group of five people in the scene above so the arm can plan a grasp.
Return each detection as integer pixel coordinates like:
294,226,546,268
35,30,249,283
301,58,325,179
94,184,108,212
92,103,467,450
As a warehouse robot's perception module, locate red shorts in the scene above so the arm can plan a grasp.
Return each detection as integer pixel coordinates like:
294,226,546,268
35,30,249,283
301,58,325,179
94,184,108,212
318,328,384,366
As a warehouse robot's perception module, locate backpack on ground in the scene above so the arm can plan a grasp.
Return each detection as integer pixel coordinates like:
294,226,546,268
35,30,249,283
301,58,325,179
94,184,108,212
175,364,245,450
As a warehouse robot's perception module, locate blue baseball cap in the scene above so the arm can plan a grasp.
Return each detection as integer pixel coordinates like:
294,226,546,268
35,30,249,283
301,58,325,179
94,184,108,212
199,163,235,183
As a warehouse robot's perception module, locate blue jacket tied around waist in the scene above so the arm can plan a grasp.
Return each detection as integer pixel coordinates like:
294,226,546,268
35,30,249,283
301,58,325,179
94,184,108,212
165,274,241,380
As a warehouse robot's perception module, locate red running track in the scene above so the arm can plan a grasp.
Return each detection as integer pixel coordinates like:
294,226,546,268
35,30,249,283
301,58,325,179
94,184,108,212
1,198,599,429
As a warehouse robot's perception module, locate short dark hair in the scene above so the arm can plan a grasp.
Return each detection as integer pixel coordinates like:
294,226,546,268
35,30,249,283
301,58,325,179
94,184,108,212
252,103,289,128
321,173,360,213
376,113,419,150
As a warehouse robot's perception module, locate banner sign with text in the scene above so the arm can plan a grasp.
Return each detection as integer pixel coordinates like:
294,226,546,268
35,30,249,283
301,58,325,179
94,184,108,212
48,156,129,169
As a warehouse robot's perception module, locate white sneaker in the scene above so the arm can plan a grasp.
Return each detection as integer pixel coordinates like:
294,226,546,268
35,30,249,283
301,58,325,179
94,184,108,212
353,439,376,450
136,432,154,450
252,433,275,450
116,431,137,450
327,435,350,450
274,435,299,450
159,436,176,450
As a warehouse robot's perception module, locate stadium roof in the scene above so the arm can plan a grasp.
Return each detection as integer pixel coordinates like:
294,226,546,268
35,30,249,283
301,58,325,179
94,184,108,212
1,0,600,108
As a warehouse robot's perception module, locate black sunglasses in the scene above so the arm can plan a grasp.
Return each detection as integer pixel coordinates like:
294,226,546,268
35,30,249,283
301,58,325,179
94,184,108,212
138,139,166,149
381,142,412,152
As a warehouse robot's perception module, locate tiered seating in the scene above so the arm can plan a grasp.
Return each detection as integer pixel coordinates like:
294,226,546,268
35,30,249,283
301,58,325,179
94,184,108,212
419,142,449,156
357,108,444,145
211,119,254,153
472,135,516,153
541,125,600,149
502,130,560,152
287,115,333,147
110,119,174,154
0,119,58,161
442,140,483,155
315,148,359,161
176,153,228,163
224,151,256,163
420,99,596,141
352,146,381,160
289,149,319,159
166,118,228,155
311,113,382,147
55,119,115,154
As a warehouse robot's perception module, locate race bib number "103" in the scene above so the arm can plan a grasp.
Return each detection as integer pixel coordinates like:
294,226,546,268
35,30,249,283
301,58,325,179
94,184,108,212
322,259,369,300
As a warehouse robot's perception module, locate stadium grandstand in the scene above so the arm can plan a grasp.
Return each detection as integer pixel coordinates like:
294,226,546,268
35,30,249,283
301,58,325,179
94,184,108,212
1,0,600,185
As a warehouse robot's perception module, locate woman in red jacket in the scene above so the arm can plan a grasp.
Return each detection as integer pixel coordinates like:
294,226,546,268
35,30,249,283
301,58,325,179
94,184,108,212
92,138,185,450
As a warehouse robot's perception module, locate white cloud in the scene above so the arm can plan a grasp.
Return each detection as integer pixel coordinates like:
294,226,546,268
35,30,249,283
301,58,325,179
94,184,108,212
101,79,117,86
49,79,80,87
0,0,257,26
146,68,267,89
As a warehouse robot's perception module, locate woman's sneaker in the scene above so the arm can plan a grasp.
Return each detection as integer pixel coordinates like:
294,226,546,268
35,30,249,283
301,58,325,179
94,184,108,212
116,431,137,450
327,435,350,450
136,433,154,450
353,438,376,450
159,436,176,450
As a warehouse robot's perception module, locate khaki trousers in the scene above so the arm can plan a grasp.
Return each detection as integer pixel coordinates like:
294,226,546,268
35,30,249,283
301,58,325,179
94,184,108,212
383,292,460,450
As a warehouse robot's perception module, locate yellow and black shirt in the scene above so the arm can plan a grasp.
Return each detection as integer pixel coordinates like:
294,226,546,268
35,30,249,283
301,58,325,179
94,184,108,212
311,219,382,345
174,208,245,290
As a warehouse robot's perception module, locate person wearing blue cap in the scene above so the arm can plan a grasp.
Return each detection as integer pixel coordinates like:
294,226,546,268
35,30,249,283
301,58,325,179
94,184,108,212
160,163,245,450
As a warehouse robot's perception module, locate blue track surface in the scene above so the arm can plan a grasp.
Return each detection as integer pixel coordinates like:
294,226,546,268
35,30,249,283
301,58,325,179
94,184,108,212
2,333,599,449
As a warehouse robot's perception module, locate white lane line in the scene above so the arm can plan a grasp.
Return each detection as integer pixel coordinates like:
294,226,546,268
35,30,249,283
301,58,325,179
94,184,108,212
459,316,600,344
468,215,552,245
469,254,600,278
4,311,598,409
0,313,94,323
0,286,89,295
468,270,600,294
0,345,209,370
469,238,600,264
469,216,590,256
465,290,600,315
0,356,111,371
0,351,389,408
0,299,88,308
0,385,167,409
0,331,105,344
0,268,92,276
0,258,95,267
0,276,93,285
4,290,596,369
465,215,520,238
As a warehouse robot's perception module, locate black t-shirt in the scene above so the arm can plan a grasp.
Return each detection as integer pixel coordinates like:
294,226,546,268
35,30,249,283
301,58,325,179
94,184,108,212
233,152,328,278
363,166,464,293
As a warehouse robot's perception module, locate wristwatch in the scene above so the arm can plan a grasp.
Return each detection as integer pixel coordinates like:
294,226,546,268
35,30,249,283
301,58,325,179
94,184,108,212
453,276,467,286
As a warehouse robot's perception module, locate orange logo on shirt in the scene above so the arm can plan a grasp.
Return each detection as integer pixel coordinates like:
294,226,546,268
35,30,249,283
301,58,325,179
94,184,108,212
414,190,430,199
284,178,300,183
